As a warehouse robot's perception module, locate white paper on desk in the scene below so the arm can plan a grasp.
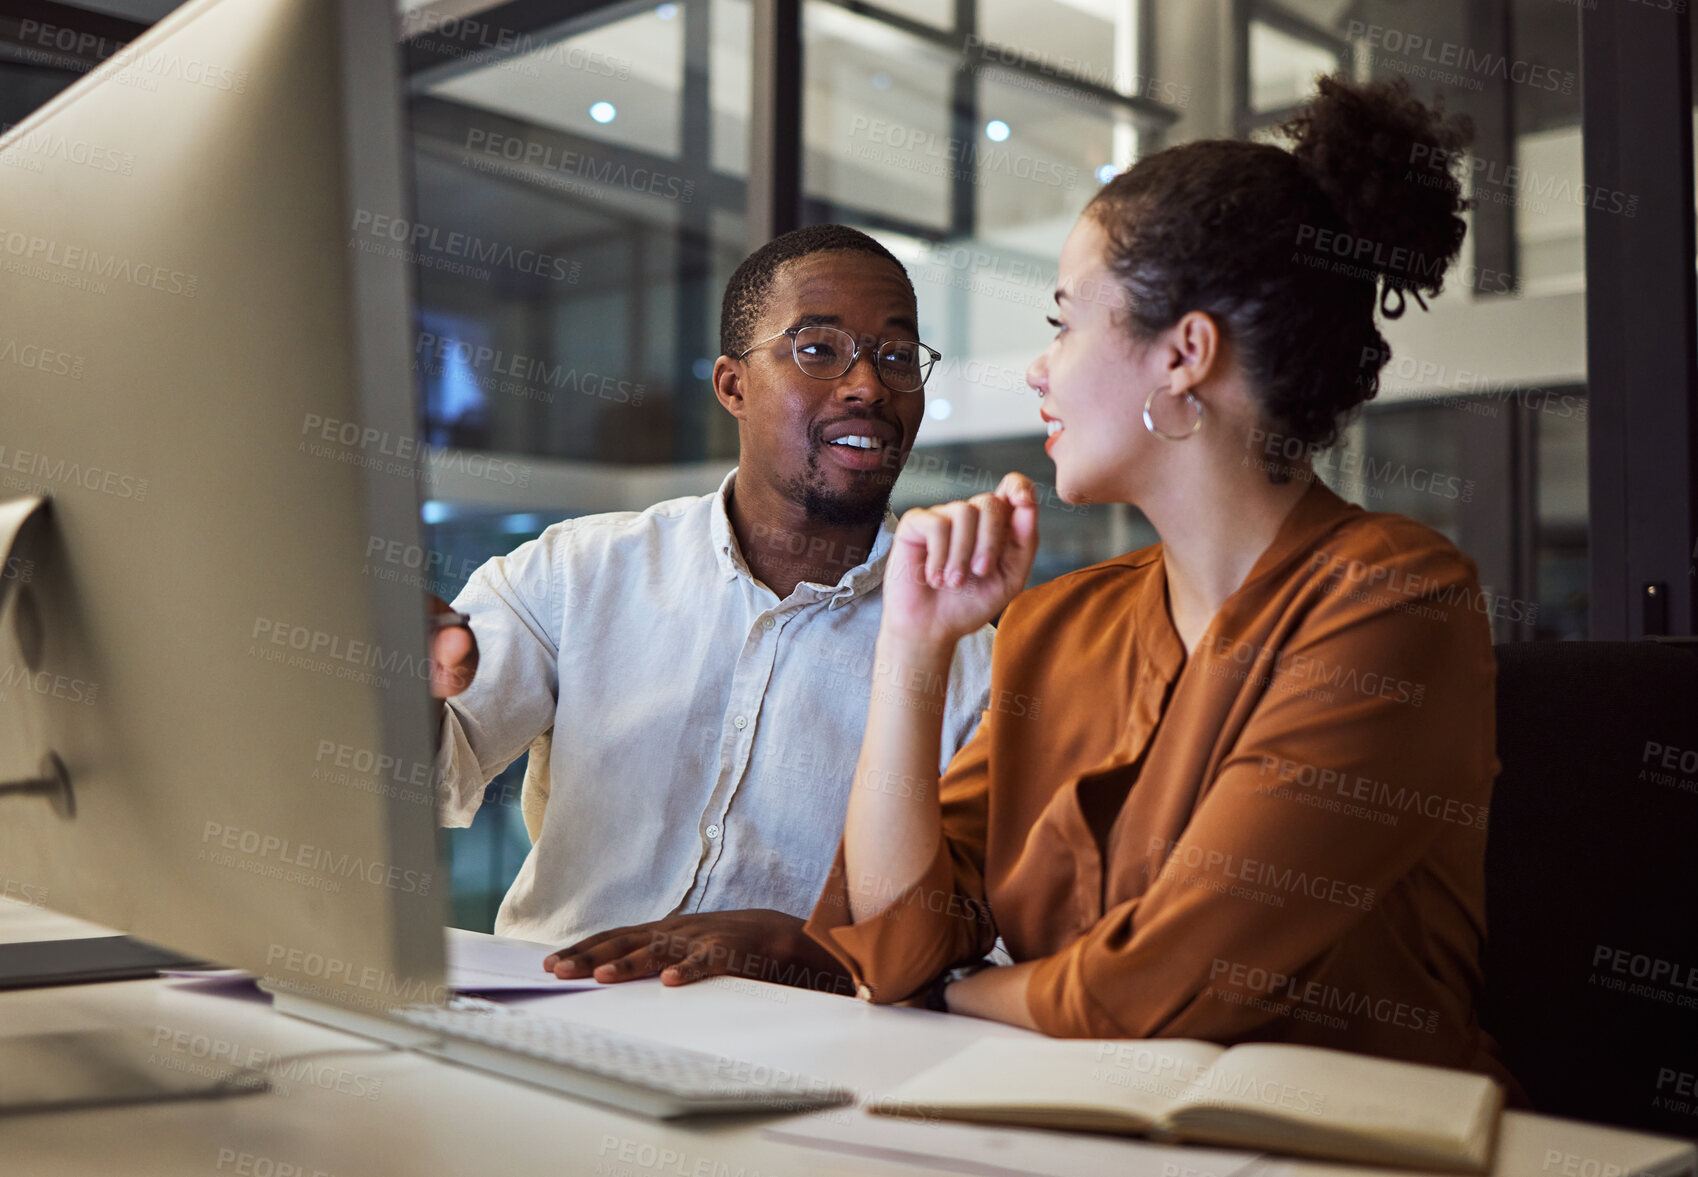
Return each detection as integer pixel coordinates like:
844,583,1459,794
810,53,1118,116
444,928,605,993
764,1107,1265,1177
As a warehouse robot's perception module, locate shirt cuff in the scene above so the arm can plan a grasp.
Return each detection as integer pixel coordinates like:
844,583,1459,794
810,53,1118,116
803,831,992,1005
434,702,484,828
1026,939,1124,1038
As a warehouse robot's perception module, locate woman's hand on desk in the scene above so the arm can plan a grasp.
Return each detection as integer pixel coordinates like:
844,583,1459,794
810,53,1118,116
428,594,478,699
544,910,850,992
882,472,1039,650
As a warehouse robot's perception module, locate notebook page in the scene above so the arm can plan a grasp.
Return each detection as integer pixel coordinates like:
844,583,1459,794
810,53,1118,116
1168,1044,1498,1164
878,1038,1226,1128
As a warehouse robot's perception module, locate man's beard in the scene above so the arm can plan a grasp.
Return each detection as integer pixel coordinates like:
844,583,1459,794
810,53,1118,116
785,445,896,528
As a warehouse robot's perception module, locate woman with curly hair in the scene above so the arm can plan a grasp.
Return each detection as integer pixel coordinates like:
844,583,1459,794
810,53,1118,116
805,74,1519,1091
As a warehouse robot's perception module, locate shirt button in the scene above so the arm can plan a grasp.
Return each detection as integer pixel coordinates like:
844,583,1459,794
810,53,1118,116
733,715,748,730
761,616,775,631
705,824,721,839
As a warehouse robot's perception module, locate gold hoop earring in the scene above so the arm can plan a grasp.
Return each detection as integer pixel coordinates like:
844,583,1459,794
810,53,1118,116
1143,387,1203,441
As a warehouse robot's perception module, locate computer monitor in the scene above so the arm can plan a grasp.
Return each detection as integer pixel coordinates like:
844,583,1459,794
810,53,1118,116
0,0,444,1013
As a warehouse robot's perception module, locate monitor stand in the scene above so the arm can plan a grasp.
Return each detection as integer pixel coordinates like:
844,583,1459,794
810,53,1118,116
0,1028,268,1114
0,937,270,1113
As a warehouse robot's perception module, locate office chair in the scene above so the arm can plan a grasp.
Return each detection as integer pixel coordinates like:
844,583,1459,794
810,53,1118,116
1483,639,1698,1139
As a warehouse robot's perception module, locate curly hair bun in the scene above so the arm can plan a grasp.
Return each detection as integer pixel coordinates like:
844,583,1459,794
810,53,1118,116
1283,75,1473,318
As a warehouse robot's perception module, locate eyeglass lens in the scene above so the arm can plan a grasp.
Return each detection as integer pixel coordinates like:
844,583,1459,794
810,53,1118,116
792,326,932,391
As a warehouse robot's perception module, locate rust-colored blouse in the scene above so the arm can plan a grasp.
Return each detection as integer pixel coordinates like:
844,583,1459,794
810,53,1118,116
806,482,1517,1088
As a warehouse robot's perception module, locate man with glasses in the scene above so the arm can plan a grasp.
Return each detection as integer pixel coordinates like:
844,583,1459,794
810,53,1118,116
430,224,994,993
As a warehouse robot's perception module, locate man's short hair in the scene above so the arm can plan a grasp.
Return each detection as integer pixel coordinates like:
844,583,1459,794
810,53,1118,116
718,224,914,359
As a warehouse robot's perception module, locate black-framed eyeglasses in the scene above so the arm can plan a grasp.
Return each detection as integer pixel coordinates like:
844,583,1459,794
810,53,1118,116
737,325,941,393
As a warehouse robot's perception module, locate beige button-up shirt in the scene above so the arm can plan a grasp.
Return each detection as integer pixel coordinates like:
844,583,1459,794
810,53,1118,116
437,469,995,946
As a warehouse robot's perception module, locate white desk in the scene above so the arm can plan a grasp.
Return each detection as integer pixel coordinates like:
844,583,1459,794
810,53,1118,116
3,898,1693,1177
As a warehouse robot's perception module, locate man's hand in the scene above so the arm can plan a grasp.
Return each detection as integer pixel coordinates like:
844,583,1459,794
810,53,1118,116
543,910,850,992
428,594,478,698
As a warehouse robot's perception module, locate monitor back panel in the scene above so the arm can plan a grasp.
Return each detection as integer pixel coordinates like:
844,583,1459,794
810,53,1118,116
0,0,445,1008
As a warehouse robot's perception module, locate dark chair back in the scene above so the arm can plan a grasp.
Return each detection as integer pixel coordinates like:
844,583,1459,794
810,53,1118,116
1485,640,1698,1138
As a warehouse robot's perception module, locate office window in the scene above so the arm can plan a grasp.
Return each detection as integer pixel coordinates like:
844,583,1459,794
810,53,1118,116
803,0,1166,583
1248,18,1341,115
1228,0,1589,642
410,0,751,466
404,0,756,930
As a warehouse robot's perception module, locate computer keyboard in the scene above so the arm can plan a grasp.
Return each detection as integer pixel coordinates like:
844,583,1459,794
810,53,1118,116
392,1001,856,1119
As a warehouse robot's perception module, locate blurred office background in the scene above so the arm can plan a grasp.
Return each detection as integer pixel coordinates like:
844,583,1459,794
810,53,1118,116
0,0,1663,926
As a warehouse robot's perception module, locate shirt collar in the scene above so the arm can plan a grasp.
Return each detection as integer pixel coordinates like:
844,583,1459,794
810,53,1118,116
710,467,898,607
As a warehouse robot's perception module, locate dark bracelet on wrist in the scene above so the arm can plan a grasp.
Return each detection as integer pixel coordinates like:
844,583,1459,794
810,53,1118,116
923,959,994,1012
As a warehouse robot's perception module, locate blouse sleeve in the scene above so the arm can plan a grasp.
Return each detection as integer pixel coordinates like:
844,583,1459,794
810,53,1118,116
1025,537,1496,1038
802,706,999,1001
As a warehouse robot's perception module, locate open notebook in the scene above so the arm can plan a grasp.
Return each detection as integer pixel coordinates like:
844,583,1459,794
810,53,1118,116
872,1038,1504,1173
